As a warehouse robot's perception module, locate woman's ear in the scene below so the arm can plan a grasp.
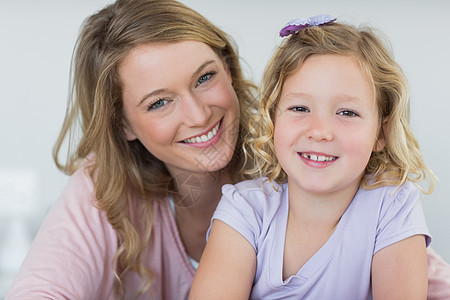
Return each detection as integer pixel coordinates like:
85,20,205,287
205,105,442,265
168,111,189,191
221,58,232,83
123,121,137,141
374,117,388,152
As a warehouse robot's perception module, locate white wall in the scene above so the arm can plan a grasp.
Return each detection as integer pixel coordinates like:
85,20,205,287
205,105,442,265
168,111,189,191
0,0,449,296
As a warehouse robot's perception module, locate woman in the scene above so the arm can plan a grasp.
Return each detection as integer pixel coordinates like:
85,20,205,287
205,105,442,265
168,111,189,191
6,0,450,299
7,0,256,298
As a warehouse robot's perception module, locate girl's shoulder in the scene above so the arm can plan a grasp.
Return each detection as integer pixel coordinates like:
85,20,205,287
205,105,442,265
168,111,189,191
357,180,420,204
220,178,287,216
224,177,285,196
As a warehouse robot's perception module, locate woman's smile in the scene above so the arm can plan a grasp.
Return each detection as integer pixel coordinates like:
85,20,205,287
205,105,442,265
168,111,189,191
120,41,240,174
182,118,222,146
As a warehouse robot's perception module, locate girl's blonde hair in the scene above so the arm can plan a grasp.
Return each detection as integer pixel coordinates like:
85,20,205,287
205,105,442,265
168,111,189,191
53,0,256,295
244,21,434,194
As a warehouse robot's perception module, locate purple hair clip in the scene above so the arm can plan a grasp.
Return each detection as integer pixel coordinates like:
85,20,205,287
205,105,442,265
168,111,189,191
279,14,336,37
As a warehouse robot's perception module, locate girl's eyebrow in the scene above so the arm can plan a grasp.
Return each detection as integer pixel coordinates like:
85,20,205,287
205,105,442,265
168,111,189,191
137,60,216,107
282,91,308,99
282,91,364,103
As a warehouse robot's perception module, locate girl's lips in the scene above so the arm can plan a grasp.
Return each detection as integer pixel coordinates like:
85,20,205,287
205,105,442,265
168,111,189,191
298,152,338,168
299,152,338,162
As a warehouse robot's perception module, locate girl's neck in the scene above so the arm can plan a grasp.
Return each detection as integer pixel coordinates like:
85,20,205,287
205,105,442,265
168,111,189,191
282,181,360,279
287,181,359,231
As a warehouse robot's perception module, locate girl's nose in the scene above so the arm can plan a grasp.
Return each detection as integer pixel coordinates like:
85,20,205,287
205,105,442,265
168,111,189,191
182,93,211,127
306,115,334,142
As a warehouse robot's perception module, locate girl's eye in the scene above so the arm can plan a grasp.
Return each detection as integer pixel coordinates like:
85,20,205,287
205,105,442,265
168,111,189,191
289,106,310,113
196,71,216,87
147,99,169,111
338,110,359,117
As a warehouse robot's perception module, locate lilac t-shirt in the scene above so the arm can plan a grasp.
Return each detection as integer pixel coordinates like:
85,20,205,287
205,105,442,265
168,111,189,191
211,178,431,299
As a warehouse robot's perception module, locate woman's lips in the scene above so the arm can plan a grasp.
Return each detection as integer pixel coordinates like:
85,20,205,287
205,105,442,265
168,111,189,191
182,119,222,144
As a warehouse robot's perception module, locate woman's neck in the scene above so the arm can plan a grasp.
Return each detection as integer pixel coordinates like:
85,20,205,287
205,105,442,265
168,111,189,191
170,168,231,211
170,168,233,261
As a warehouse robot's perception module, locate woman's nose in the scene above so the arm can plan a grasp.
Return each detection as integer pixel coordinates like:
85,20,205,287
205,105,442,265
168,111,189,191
306,114,334,142
182,93,211,127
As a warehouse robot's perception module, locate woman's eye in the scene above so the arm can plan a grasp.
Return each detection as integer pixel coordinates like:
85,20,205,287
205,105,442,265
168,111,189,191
196,71,216,87
338,110,359,117
289,106,310,113
148,99,168,111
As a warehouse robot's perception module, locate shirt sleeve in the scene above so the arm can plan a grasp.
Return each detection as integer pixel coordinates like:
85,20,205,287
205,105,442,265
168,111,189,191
6,167,118,300
374,182,431,254
208,183,264,252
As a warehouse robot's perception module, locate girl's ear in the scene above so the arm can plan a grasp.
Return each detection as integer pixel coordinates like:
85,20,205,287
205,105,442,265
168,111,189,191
123,121,137,141
374,117,388,152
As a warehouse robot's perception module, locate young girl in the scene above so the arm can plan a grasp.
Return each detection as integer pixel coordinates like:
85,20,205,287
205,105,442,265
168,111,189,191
190,15,435,299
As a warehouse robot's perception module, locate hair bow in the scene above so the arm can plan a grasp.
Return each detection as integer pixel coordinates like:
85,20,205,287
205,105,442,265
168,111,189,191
279,14,336,37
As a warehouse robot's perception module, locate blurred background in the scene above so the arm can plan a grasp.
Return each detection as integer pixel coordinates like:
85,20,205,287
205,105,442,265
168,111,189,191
1,0,449,296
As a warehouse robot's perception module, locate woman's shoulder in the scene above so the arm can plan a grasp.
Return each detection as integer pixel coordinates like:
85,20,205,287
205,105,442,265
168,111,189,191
5,162,119,299
56,163,96,207
53,163,111,227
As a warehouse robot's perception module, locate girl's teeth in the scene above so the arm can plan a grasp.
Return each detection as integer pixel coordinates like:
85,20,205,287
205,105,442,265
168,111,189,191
302,153,336,162
184,121,220,144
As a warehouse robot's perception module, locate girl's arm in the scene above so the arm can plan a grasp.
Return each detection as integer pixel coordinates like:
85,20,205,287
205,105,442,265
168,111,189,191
190,219,257,300
371,234,428,299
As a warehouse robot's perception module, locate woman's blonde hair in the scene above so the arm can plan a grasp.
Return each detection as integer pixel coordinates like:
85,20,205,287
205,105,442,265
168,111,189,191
53,0,256,296
244,21,434,193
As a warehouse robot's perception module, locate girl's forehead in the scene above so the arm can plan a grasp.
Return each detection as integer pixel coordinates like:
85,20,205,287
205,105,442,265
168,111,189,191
275,54,378,108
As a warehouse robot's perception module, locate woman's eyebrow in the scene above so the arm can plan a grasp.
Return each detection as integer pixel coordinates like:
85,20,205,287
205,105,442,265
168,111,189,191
191,60,215,79
138,88,169,107
137,60,216,107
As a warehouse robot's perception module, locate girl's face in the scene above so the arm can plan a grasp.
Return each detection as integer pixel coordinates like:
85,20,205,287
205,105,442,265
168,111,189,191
120,41,240,176
274,54,383,198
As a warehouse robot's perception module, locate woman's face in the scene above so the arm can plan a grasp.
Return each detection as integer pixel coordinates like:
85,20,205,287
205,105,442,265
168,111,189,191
120,41,240,177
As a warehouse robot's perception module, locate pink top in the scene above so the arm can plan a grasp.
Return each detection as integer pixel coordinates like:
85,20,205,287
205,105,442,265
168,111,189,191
6,166,195,299
428,247,450,299
5,166,450,299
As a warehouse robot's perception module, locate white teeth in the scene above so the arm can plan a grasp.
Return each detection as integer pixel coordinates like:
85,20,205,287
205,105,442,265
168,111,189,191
184,121,220,144
301,153,336,162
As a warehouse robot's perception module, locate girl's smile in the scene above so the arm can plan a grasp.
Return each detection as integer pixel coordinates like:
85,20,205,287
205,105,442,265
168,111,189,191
274,54,383,199
298,152,339,168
